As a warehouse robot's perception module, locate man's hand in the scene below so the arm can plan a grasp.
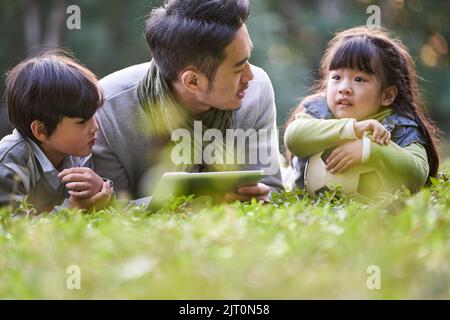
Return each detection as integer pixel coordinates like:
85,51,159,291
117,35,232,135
59,167,103,199
69,180,113,210
326,139,363,174
353,119,390,145
225,182,270,203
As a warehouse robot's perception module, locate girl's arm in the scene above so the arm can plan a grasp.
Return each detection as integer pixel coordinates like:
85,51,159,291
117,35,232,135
365,138,429,192
285,111,357,158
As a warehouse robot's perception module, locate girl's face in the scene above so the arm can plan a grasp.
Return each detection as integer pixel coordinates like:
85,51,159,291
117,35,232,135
326,68,388,120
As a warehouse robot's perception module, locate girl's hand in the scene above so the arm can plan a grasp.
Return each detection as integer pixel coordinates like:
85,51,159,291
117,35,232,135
69,180,113,210
353,119,390,145
325,139,363,174
59,167,103,199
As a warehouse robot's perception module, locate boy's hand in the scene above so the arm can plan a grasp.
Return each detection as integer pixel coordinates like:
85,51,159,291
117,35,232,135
59,167,103,199
225,182,270,203
69,180,113,210
326,139,363,174
353,119,390,145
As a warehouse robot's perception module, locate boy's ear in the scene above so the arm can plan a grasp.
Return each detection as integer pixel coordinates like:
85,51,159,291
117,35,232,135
30,120,48,143
381,85,398,107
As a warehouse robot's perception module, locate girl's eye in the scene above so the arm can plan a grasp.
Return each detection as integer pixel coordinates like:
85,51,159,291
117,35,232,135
331,75,340,80
355,76,366,82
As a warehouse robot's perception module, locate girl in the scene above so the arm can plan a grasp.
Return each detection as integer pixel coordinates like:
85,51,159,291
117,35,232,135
284,26,439,194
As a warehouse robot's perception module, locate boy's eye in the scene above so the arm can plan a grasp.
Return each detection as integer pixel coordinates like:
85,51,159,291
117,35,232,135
77,119,87,124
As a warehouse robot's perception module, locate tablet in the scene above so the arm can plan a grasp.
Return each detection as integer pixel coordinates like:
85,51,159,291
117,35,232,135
148,170,262,210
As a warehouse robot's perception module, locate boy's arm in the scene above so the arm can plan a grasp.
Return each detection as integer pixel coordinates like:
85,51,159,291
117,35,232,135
365,138,429,191
0,163,71,212
284,111,357,158
0,163,28,207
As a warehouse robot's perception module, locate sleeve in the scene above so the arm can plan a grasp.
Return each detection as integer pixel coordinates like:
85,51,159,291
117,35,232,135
250,74,284,194
284,111,357,158
365,139,429,192
92,110,130,196
0,162,28,207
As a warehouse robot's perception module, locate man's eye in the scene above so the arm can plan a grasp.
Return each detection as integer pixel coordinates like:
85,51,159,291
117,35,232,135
235,69,244,74
77,120,86,124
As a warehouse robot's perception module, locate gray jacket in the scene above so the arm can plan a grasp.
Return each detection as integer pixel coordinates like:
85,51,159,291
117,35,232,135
92,63,283,198
0,130,90,212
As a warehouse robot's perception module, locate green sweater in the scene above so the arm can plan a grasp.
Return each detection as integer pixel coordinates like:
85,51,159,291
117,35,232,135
284,109,429,192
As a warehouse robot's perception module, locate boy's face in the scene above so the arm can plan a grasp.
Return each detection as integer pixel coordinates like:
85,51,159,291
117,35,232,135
326,68,385,120
43,116,98,158
197,24,255,111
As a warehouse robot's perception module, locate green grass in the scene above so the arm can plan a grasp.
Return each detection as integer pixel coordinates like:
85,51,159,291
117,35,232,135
1,166,450,299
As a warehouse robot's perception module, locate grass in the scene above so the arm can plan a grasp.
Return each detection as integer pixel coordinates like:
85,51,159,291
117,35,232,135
1,165,450,299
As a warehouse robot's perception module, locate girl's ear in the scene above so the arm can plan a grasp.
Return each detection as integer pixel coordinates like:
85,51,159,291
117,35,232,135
30,120,48,143
381,85,398,107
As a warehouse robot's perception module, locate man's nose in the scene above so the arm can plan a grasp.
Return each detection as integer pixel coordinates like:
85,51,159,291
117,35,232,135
242,62,254,83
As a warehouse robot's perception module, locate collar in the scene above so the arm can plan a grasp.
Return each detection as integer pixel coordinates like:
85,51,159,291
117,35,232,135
26,137,67,190
364,107,395,122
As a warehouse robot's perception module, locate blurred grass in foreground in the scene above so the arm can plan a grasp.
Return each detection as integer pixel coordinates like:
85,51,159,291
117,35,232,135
1,165,450,299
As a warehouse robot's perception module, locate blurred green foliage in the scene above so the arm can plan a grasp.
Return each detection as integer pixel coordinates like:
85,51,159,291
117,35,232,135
0,0,449,149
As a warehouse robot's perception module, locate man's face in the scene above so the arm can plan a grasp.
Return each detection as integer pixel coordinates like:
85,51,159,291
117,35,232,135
198,24,255,111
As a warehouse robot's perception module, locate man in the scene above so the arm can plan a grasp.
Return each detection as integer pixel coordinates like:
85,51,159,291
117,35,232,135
92,0,283,202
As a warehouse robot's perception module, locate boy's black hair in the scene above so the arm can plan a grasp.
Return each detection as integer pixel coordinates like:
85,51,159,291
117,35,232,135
144,0,250,82
4,51,103,143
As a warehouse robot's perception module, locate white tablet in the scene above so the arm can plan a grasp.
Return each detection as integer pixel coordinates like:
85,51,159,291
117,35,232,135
148,170,262,210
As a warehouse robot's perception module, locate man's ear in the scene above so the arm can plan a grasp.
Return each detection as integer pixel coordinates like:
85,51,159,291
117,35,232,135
30,120,48,143
180,68,208,94
381,85,398,107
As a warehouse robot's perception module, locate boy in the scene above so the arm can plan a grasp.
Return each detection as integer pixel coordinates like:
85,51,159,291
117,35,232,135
0,52,113,212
